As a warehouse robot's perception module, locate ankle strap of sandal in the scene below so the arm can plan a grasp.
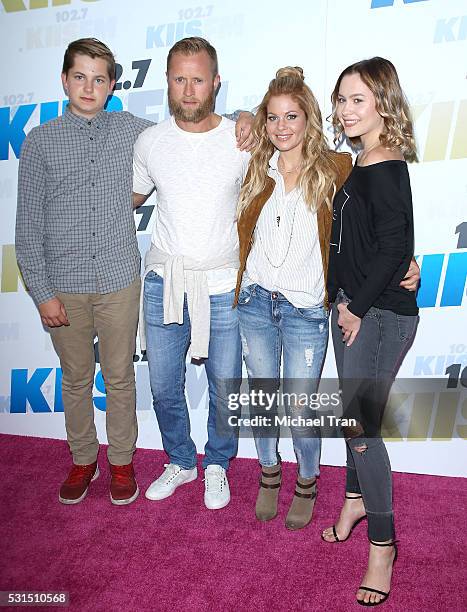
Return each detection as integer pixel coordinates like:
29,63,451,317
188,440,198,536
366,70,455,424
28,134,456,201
369,539,398,547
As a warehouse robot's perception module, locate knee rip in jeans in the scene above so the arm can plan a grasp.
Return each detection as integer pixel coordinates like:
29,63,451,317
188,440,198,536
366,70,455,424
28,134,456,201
239,331,249,357
304,347,314,367
352,442,368,454
343,422,365,447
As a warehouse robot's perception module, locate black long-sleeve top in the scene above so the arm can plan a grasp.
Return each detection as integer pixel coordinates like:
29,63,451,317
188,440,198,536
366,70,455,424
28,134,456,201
327,160,419,318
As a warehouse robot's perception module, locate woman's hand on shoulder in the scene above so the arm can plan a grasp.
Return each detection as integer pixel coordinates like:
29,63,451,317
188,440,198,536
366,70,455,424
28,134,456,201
337,303,361,347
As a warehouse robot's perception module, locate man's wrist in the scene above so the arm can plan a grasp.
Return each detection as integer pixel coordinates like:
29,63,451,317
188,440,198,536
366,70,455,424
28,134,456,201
33,289,57,308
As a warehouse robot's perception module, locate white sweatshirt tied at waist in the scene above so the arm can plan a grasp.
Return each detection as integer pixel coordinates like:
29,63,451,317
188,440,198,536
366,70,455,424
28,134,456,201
139,244,239,359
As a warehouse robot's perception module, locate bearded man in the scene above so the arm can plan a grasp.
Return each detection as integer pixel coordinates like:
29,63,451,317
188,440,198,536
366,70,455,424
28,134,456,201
133,37,250,510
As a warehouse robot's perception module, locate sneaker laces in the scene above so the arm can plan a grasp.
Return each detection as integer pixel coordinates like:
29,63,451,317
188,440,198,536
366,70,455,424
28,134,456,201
159,463,182,484
111,464,133,485
65,464,94,486
204,467,225,494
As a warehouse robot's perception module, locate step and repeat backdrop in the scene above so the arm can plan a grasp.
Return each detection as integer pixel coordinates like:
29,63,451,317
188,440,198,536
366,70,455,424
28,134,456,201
0,0,466,476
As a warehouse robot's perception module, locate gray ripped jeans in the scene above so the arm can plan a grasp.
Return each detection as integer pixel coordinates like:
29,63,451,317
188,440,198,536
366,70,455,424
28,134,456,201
332,289,418,541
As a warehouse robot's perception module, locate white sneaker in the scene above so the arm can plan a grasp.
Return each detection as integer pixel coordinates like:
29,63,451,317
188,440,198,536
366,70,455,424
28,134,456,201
145,463,197,501
204,465,230,510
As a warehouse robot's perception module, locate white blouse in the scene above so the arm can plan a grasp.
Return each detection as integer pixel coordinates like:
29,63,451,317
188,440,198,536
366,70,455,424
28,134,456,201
243,150,325,308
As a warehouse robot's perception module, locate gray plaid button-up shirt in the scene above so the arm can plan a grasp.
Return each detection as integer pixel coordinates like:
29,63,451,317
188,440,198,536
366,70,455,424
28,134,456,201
16,107,152,305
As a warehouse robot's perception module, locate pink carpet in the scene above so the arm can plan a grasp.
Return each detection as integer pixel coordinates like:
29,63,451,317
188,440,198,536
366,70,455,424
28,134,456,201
1,434,466,612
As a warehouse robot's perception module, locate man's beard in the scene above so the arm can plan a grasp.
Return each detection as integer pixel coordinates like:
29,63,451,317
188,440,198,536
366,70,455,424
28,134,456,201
168,89,215,123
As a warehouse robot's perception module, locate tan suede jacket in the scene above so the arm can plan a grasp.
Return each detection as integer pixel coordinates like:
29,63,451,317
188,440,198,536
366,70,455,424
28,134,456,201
233,151,353,310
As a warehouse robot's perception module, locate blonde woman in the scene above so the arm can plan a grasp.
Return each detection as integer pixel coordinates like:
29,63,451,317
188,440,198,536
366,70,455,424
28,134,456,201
232,67,352,529
322,57,419,607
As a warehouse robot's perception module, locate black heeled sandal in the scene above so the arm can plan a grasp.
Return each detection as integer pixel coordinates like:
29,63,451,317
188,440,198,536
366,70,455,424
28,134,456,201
357,540,398,607
321,493,366,543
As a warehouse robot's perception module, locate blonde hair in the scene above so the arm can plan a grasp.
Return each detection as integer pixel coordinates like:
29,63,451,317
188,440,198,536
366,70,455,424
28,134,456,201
237,66,339,217
331,57,417,162
167,36,218,76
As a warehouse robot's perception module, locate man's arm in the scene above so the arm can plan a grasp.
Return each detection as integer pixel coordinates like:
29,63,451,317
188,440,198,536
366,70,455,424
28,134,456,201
133,129,157,208
133,191,151,209
15,134,69,327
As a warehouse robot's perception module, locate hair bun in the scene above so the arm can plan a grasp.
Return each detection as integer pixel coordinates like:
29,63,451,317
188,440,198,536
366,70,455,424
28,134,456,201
275,66,304,81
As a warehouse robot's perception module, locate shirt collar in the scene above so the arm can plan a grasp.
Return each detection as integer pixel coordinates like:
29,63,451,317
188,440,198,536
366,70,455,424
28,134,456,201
64,106,108,130
268,149,281,171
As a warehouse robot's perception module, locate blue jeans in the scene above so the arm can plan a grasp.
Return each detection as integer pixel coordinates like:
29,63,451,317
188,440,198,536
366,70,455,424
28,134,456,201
143,272,241,470
237,284,329,478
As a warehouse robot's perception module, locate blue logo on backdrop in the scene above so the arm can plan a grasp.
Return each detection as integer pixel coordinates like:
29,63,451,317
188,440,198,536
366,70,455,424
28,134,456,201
9,368,107,413
0,96,123,160
417,251,467,308
371,0,427,7
146,20,203,48
0,88,229,159
434,15,467,43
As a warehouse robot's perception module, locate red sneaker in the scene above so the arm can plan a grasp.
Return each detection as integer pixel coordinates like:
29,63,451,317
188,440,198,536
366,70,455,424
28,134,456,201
59,462,99,504
109,463,139,505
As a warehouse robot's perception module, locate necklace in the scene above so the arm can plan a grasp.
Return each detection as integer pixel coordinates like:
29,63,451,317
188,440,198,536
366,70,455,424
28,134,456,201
277,156,301,226
257,188,302,269
278,156,303,174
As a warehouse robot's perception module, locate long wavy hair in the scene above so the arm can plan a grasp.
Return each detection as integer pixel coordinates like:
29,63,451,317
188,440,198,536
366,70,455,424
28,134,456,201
331,57,418,162
237,67,340,217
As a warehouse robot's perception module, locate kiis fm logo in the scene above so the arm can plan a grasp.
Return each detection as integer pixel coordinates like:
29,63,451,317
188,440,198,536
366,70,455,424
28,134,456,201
8,367,106,412
0,97,121,159
6,367,466,443
0,96,464,161
412,101,467,162
146,7,244,49
1,0,98,11
0,86,230,159
6,358,206,413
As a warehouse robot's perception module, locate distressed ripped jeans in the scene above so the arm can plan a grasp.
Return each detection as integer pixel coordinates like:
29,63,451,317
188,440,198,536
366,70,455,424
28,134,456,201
237,284,328,478
332,289,418,541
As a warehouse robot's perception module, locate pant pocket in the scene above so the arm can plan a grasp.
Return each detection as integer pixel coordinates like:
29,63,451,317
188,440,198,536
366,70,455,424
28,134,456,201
237,284,255,306
294,305,329,322
396,314,418,342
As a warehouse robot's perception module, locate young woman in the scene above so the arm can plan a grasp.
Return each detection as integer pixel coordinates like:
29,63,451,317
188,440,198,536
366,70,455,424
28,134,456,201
322,57,419,607
233,67,353,529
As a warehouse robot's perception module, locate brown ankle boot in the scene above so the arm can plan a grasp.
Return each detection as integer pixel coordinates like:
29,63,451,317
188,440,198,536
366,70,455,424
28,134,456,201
255,463,281,521
285,475,317,530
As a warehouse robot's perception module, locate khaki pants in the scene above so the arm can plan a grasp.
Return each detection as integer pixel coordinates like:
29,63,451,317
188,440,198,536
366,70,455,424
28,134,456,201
50,278,140,465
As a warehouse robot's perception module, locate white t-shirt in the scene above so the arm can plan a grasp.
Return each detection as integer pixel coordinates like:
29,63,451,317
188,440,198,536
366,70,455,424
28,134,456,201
244,150,325,308
133,116,250,294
